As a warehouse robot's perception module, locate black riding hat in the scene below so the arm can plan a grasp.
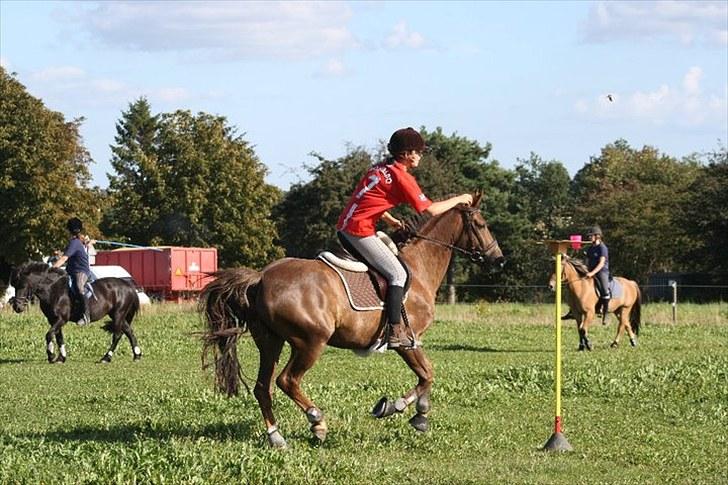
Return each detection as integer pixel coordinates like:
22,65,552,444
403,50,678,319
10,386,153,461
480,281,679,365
586,225,603,237
387,127,426,157
66,217,83,235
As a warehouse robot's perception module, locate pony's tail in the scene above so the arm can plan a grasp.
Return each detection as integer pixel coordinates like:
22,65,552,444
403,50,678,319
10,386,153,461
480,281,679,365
199,268,263,397
630,283,641,336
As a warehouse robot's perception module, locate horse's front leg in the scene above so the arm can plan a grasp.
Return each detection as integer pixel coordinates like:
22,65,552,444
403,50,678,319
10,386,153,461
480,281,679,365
372,347,433,432
45,319,65,363
55,326,67,363
578,313,593,351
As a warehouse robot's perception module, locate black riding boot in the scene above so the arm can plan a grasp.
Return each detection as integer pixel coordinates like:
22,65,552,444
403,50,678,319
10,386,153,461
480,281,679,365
600,297,611,325
76,294,90,326
385,286,411,349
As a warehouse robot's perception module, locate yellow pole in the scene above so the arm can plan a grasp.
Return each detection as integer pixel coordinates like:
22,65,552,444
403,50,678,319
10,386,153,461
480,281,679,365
542,241,572,451
554,251,562,433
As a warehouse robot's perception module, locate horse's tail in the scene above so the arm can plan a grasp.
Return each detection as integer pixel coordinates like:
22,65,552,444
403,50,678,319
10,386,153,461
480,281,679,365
127,284,140,324
199,268,263,397
630,282,641,336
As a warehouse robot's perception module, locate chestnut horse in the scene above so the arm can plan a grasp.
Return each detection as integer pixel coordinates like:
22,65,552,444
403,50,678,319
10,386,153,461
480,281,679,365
548,254,641,350
200,193,504,448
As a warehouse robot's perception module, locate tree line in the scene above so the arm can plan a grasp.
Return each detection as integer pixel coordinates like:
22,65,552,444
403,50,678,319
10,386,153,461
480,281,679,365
2,67,726,300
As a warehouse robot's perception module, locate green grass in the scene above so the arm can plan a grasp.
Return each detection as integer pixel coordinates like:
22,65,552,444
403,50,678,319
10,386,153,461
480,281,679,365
1,303,726,484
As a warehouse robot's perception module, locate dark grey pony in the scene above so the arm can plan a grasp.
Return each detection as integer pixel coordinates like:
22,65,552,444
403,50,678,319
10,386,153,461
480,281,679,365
10,262,142,363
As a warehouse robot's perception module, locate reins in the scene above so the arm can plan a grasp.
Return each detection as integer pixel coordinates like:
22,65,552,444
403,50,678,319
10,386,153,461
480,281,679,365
409,207,499,263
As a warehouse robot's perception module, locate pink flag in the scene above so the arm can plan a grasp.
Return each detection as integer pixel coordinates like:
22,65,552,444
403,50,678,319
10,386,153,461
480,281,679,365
570,235,582,250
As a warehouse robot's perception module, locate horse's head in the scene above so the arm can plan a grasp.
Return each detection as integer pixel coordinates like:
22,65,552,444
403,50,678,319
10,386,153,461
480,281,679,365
547,254,588,290
454,192,505,270
547,255,567,291
9,262,65,313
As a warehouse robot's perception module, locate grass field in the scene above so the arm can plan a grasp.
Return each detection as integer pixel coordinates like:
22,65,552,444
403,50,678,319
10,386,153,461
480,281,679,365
1,302,726,484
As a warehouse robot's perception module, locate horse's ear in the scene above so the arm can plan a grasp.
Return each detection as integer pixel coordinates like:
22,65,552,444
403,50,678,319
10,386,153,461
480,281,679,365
472,190,483,207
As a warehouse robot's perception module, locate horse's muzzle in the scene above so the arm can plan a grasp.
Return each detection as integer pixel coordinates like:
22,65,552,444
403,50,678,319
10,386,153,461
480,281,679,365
10,297,26,313
494,256,506,270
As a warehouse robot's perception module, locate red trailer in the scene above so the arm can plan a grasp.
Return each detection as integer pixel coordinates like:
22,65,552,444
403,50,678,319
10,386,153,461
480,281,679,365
95,247,217,301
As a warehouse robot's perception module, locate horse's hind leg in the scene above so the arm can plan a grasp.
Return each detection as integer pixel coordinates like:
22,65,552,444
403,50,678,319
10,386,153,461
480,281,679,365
122,323,142,361
372,347,433,432
276,340,328,443
611,308,629,348
251,328,285,448
623,306,637,347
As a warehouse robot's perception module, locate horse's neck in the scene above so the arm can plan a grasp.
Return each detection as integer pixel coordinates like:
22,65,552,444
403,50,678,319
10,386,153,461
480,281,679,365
31,272,68,302
402,211,462,296
564,262,590,292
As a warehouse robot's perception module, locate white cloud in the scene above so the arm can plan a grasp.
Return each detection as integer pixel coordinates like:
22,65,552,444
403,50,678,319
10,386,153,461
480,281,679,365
31,66,86,82
574,66,728,126
316,58,348,77
682,66,702,96
0,57,10,69
154,87,191,103
385,21,426,49
68,1,356,60
24,65,196,108
582,1,728,46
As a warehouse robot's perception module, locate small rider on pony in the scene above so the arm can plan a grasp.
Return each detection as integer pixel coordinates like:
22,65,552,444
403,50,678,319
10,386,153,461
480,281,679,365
585,225,611,322
336,127,473,349
52,217,92,326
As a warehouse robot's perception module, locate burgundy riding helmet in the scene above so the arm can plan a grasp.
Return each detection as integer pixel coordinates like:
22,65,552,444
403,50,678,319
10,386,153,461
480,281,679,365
387,127,426,157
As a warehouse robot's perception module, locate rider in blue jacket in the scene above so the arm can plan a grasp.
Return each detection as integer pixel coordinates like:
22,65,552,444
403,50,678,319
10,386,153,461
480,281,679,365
52,217,91,325
585,225,611,322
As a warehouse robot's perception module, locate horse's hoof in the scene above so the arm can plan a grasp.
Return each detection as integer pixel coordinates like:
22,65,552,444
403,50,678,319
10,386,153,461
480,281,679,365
610,341,619,348
408,414,429,432
310,423,327,442
630,338,637,347
267,430,287,449
372,397,397,419
99,356,112,364
133,353,142,361
577,344,585,352
585,342,593,351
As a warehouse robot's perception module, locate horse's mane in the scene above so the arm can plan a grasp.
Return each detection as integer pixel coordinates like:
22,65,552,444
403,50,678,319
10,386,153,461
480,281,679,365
16,262,66,278
565,255,590,275
390,212,433,246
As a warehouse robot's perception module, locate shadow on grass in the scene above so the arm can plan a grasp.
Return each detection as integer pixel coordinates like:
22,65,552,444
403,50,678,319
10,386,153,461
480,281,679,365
0,358,34,364
428,343,549,353
21,419,261,444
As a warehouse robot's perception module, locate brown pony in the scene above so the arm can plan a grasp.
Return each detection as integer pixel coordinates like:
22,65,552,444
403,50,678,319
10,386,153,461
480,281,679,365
548,254,641,350
200,193,504,448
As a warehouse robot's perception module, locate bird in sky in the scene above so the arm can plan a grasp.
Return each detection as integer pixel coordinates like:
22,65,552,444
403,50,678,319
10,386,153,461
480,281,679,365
607,94,614,102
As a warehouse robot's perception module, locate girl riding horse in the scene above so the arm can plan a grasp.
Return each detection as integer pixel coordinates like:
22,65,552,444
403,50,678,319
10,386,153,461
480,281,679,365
337,127,473,349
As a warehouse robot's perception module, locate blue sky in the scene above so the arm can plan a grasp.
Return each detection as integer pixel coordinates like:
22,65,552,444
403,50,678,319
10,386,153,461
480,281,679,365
1,1,726,189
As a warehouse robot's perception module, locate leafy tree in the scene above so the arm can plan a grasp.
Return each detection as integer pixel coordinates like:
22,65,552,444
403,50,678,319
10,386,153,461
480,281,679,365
482,153,574,300
103,105,282,268
0,67,97,276
680,145,728,273
273,147,372,257
102,97,163,245
571,139,701,282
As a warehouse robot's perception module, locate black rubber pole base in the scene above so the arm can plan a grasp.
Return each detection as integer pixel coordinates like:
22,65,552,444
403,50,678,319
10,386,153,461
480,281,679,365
542,432,573,452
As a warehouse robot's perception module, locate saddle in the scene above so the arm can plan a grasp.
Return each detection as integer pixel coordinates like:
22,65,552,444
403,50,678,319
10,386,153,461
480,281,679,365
68,275,98,301
317,232,409,312
595,276,623,299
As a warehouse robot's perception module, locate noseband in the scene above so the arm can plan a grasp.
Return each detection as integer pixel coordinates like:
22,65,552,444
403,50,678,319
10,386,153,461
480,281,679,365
410,207,499,263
